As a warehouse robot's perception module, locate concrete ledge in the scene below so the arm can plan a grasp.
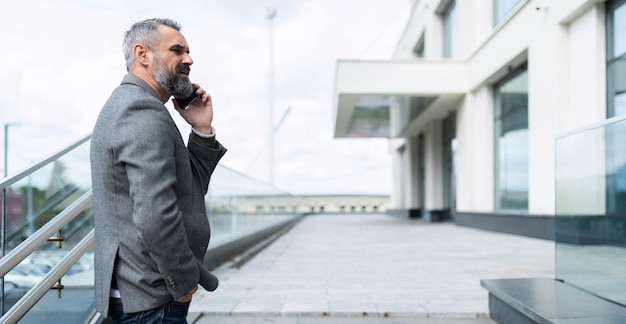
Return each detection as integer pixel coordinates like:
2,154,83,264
481,278,626,323
387,208,421,219
204,215,304,270
455,212,554,240
423,209,452,222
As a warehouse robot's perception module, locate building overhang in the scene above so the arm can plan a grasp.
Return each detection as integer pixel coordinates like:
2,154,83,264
334,60,468,138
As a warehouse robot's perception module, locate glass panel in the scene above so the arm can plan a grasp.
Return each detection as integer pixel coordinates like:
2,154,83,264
556,116,626,306
610,1,626,59
609,56,626,117
2,141,91,252
394,95,437,136
206,165,298,244
346,96,391,138
1,138,94,318
495,68,529,211
607,0,626,117
443,1,457,58
494,0,521,25
413,33,425,58
16,250,95,323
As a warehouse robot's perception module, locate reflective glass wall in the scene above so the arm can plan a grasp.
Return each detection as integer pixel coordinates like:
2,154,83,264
556,115,626,306
494,66,529,211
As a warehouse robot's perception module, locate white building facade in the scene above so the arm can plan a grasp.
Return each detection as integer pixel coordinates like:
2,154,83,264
334,0,625,237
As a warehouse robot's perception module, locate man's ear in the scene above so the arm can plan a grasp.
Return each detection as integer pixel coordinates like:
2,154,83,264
134,43,150,67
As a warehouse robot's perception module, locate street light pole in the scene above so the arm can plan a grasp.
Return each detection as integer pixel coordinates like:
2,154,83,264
267,7,277,186
3,123,19,178
2,122,18,315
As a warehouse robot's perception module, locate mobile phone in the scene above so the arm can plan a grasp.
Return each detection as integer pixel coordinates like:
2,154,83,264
174,89,198,109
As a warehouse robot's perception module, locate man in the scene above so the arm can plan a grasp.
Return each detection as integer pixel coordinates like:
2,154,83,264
90,18,226,323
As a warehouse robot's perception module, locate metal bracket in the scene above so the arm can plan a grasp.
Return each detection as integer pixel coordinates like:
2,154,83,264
48,229,65,249
51,279,64,299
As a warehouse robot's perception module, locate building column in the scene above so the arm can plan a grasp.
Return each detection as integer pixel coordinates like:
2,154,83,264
423,121,445,221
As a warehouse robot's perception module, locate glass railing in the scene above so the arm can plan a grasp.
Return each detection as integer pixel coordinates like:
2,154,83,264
0,135,94,323
555,114,626,306
207,166,296,245
1,135,299,323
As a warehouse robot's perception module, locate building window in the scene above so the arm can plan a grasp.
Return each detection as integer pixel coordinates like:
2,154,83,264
413,33,425,58
442,0,457,58
606,0,626,214
494,65,528,211
607,0,626,117
494,0,521,26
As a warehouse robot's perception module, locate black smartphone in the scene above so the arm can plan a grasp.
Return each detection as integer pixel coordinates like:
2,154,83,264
174,89,198,109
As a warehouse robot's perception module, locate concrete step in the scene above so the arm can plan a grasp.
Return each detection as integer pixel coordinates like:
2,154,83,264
191,314,497,324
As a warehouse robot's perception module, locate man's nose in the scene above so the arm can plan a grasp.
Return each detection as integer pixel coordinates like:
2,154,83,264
183,53,193,65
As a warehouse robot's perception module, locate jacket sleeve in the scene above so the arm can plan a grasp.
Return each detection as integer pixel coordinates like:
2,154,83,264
187,134,227,195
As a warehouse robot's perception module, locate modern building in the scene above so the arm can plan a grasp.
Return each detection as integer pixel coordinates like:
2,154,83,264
334,0,625,238
209,194,390,215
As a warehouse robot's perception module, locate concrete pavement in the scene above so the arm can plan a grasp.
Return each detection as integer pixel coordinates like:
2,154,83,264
188,214,554,323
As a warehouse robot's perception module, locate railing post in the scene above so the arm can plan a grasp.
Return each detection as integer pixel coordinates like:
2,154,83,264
1,187,5,315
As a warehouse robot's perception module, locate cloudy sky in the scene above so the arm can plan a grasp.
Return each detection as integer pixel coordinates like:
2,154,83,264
0,0,409,195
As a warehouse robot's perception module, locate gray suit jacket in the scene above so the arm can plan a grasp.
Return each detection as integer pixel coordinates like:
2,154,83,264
90,74,226,315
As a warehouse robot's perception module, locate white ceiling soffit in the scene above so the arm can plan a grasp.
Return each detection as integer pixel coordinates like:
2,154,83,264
334,60,468,138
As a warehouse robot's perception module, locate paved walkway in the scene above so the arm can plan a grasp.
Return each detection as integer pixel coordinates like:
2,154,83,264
188,214,554,323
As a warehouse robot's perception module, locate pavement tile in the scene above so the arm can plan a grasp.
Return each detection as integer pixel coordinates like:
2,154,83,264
190,214,552,322
281,303,329,315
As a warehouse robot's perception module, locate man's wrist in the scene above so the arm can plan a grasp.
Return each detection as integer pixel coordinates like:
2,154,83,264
191,126,215,138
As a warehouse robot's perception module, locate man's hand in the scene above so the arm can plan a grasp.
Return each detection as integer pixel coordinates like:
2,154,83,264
176,286,198,303
173,83,214,134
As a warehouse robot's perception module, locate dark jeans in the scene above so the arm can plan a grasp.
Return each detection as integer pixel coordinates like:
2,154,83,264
108,297,190,324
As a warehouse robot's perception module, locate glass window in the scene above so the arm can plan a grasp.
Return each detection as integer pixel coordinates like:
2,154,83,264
494,0,521,25
494,66,529,211
413,33,425,58
442,0,457,58
607,0,626,117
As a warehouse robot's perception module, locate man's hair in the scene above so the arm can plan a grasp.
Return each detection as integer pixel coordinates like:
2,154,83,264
123,18,182,71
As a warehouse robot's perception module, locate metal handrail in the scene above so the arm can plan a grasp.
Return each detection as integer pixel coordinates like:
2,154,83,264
0,190,92,277
0,134,91,189
0,230,95,323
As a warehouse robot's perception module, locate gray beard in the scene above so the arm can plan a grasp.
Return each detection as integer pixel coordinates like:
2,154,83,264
155,62,193,98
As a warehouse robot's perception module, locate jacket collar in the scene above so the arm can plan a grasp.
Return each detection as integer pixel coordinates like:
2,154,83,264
121,74,160,100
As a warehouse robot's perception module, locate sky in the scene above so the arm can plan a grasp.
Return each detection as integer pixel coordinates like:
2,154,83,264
0,0,410,195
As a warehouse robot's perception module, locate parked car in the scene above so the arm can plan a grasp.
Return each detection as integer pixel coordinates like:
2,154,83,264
4,264,46,288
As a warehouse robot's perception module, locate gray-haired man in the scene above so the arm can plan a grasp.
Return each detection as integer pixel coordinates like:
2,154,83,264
91,18,226,323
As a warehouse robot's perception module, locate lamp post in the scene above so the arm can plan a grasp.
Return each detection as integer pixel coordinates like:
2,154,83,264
3,123,19,178
267,7,277,185
2,123,19,315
